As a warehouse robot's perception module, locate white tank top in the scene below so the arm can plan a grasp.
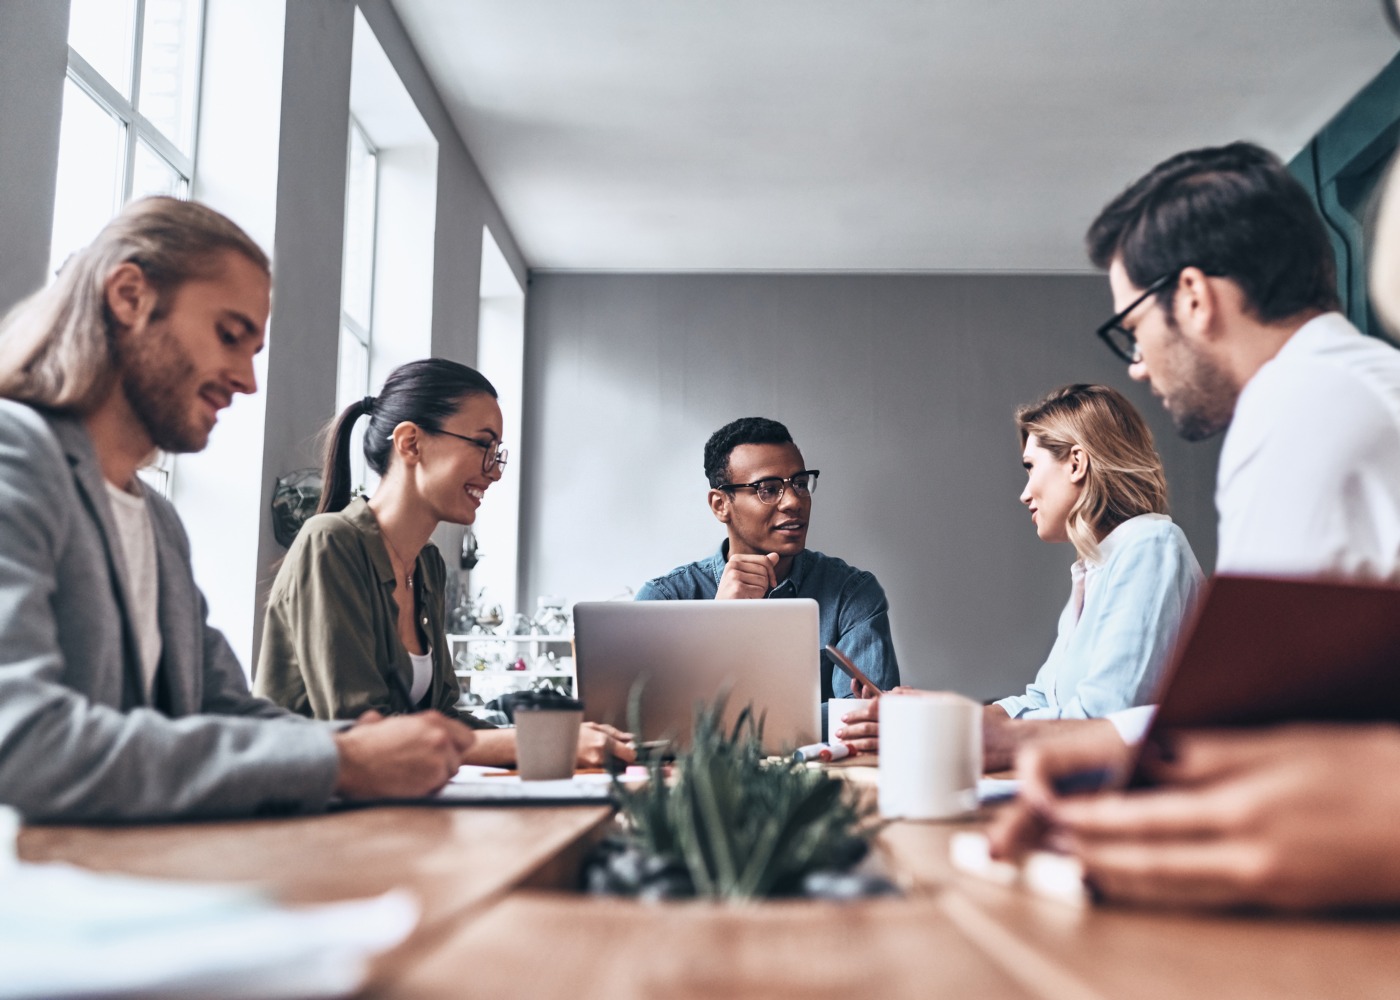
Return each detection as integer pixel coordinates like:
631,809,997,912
408,648,433,704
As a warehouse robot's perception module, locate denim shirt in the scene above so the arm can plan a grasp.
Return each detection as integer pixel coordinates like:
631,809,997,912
636,541,901,697
995,514,1203,720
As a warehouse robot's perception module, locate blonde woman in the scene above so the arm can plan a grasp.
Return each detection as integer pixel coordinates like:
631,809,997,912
837,383,1202,769
990,383,1202,730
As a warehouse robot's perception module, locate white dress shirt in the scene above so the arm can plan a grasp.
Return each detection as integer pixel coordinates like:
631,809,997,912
1216,312,1400,580
1111,313,1400,745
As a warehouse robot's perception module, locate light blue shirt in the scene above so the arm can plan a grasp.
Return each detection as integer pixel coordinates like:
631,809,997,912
995,514,1202,720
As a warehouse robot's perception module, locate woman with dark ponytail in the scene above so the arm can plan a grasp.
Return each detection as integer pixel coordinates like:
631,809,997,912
255,358,634,768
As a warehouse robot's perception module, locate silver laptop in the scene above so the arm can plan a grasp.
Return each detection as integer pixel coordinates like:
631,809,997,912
572,599,821,754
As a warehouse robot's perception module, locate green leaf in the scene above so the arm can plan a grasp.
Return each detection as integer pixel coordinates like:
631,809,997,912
608,693,878,900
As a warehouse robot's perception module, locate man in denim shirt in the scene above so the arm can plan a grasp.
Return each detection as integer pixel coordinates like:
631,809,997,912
636,418,900,737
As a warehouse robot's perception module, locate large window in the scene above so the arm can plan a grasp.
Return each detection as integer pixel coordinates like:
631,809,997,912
52,0,203,499
336,117,380,493
471,227,526,620
337,118,379,416
51,0,204,277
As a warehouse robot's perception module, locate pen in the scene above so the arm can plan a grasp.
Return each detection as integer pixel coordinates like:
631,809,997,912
793,741,851,763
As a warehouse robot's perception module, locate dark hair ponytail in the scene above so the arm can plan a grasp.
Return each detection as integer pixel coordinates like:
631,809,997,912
317,358,498,515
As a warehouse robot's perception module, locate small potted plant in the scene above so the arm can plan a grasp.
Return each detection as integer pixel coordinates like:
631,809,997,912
582,696,895,902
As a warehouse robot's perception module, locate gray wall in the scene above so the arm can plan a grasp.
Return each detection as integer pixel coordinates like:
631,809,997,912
246,0,357,663
249,0,356,648
356,0,529,619
0,1,68,311
244,0,532,666
520,273,1221,701
358,0,528,358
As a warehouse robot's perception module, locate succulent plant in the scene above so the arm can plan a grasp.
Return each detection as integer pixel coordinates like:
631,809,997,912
583,694,891,901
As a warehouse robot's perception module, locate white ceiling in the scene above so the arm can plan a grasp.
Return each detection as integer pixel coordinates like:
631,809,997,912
391,1,1398,273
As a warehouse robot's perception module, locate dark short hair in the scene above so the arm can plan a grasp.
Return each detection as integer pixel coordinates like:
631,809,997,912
703,417,794,488
1086,141,1340,322
318,358,498,515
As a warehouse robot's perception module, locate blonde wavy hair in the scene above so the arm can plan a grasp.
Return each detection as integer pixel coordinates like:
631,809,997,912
1016,383,1169,562
0,196,269,414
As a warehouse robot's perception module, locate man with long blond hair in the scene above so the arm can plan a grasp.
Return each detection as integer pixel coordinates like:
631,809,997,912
0,197,474,822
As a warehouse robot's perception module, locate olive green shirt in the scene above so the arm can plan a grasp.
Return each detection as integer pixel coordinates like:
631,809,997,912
254,497,466,721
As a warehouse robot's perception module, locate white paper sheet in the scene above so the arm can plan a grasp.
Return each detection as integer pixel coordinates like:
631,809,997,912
441,765,645,802
0,862,418,999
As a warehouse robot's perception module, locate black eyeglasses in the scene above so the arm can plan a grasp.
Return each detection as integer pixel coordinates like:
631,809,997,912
717,470,820,505
433,430,509,473
1096,271,1179,365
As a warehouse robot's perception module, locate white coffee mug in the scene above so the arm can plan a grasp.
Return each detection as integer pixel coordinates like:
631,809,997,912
878,692,981,819
826,697,871,743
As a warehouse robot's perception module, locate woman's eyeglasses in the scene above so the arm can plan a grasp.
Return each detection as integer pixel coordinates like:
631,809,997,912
432,429,509,473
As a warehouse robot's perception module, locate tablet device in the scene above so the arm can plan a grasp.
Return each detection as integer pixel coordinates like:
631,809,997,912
1131,574,1400,785
573,599,822,754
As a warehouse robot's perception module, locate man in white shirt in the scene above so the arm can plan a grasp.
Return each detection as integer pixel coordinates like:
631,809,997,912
1211,314,1400,578
990,141,1400,910
1093,142,1400,745
1089,142,1400,582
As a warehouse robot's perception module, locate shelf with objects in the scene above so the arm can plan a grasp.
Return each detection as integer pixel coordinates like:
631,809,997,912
448,633,576,706
445,589,577,709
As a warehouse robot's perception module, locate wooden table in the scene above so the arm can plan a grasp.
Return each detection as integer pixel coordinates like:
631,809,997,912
19,805,612,933
20,769,1400,1000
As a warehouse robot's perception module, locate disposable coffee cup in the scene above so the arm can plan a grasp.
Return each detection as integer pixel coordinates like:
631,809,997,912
878,692,981,820
826,697,871,744
512,691,584,781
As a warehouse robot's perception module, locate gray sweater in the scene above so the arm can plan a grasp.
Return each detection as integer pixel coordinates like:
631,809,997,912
0,402,340,822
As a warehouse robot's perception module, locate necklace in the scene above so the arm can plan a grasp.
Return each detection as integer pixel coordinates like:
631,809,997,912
380,532,416,592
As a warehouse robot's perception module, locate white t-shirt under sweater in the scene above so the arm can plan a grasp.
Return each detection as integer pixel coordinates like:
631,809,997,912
104,480,163,701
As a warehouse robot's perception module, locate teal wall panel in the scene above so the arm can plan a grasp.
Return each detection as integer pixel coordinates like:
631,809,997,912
1290,52,1400,339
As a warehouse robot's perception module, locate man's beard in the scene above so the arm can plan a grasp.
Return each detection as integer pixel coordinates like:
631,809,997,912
115,322,207,453
1165,342,1237,442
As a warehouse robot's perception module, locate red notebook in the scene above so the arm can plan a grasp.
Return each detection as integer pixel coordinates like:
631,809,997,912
1132,574,1400,784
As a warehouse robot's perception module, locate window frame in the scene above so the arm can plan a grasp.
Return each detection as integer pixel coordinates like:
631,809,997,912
338,115,380,404
63,0,204,203
56,0,207,500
